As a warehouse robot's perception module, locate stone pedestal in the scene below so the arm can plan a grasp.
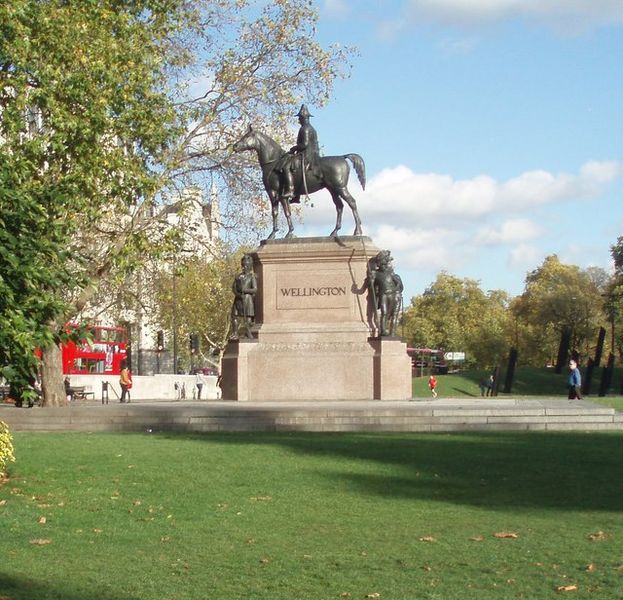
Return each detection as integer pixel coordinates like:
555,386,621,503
220,237,411,401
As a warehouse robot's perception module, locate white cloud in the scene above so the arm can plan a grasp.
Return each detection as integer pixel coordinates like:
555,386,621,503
353,160,619,229
475,218,541,246
387,0,623,34
300,159,618,235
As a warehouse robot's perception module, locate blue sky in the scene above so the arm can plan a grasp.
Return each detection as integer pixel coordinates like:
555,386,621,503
294,0,623,301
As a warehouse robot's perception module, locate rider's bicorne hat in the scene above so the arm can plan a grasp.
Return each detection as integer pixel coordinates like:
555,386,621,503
296,104,312,118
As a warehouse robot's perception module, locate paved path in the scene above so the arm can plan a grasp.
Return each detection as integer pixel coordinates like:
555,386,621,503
2,397,622,432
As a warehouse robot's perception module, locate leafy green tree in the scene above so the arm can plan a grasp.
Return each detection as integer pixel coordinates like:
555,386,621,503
512,255,607,366
604,236,623,360
1,0,188,403
151,247,249,370
403,272,512,368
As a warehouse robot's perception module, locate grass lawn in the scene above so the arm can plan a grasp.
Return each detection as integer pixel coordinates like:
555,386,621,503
2,431,623,599
412,367,623,407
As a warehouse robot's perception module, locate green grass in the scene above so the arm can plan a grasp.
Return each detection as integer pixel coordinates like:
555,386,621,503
2,431,623,599
412,367,623,405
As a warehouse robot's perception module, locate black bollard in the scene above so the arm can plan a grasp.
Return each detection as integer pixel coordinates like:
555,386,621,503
598,353,615,397
502,348,518,394
594,327,606,368
555,327,571,374
582,357,594,396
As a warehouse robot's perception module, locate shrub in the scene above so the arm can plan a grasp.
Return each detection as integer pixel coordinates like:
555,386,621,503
0,420,15,478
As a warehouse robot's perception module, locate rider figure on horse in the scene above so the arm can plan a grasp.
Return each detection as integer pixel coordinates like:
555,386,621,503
277,104,321,202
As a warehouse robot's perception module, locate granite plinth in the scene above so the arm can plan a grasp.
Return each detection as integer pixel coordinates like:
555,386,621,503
220,237,411,401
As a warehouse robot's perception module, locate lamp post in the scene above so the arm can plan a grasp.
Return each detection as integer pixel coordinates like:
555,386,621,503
172,268,178,374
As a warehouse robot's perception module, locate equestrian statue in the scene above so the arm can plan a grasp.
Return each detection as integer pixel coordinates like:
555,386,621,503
233,104,366,239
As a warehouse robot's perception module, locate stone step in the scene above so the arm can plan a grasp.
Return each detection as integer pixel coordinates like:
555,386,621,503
2,399,622,433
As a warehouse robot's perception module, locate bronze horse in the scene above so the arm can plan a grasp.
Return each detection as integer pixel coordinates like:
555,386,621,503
233,126,366,239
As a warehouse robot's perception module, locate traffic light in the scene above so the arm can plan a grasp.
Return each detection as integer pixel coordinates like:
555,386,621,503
156,330,164,352
190,333,199,354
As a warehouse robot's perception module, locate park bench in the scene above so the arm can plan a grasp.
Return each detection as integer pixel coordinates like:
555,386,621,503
69,386,95,401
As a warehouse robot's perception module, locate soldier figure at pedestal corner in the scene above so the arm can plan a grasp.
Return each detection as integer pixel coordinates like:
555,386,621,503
369,250,404,337
231,254,257,339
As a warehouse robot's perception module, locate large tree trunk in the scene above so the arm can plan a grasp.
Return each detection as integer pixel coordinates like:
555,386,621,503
41,344,67,407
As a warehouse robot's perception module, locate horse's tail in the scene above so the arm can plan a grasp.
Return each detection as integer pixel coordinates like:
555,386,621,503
344,154,366,190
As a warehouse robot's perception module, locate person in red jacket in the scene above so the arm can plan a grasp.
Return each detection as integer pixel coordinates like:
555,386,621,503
428,375,438,398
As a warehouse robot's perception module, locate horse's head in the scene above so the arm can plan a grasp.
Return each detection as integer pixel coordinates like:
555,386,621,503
233,125,258,153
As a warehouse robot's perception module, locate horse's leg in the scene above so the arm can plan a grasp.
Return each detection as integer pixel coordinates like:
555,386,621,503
329,188,344,237
267,191,279,240
280,195,295,238
337,187,362,236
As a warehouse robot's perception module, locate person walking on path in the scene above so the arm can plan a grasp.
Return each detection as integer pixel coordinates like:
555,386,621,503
119,361,132,403
428,375,438,398
195,370,205,400
568,359,583,400
486,374,494,397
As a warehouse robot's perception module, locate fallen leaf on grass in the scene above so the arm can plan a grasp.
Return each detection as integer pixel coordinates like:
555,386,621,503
421,565,432,572
160,536,170,543
38,516,47,524
493,532,519,539
470,536,484,542
556,584,578,592
419,536,435,543
259,558,270,564
585,564,596,572
339,593,351,598
0,500,6,506
93,529,103,534
588,531,609,541
303,554,312,559
30,539,51,545
366,594,380,599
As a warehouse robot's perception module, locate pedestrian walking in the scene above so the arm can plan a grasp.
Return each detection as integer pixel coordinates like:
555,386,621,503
428,374,438,398
568,359,582,400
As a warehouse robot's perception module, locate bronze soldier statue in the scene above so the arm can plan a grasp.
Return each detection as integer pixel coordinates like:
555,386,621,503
277,104,321,202
369,250,403,337
230,254,257,339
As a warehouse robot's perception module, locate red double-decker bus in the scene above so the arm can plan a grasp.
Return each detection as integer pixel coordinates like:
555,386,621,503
62,324,128,375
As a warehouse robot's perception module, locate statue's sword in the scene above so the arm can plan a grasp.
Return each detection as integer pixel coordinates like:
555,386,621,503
300,154,312,202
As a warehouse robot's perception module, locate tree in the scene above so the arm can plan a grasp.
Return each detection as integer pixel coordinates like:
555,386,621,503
1,1,349,405
151,247,249,371
604,236,623,360
1,0,190,404
512,255,606,366
402,272,511,368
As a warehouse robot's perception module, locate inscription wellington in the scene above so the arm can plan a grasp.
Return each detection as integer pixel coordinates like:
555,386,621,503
276,272,351,311
281,286,347,297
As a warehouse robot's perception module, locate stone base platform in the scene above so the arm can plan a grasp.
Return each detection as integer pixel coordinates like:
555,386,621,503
2,398,622,433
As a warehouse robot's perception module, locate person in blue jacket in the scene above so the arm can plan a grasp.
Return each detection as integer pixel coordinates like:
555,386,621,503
567,359,582,400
